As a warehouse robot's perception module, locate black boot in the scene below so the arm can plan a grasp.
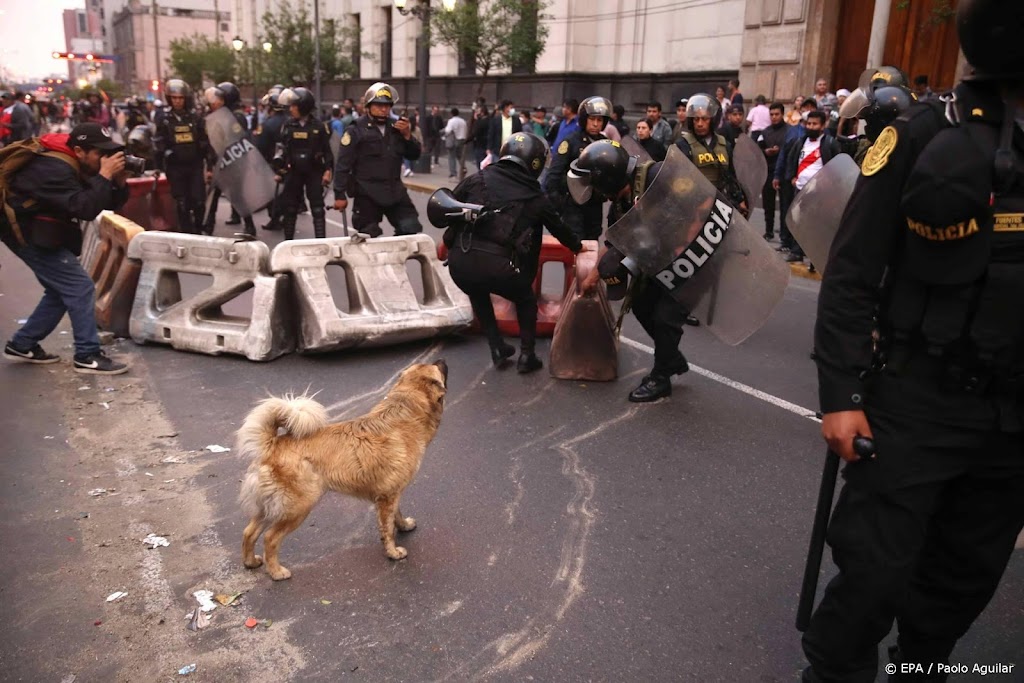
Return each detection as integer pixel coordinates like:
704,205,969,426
243,216,256,237
281,214,297,241
516,350,543,374
490,341,515,368
226,209,242,225
312,208,327,239
628,374,672,402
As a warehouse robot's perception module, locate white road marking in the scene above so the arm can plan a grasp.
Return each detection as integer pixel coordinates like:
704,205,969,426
619,336,821,423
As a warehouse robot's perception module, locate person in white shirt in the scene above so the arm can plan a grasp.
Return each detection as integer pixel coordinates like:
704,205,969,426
442,107,469,180
746,95,772,134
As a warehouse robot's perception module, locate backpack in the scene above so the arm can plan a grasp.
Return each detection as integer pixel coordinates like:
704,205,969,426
0,137,79,248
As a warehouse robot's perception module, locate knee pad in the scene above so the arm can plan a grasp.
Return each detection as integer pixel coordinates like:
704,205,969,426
395,217,423,236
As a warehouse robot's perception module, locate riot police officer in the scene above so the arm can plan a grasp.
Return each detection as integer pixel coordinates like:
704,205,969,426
203,82,256,236
837,69,917,166
674,93,748,216
803,1,1024,680
546,96,612,241
570,140,690,402
255,85,288,231
442,132,584,372
332,82,422,237
124,96,150,132
276,87,333,240
153,79,207,234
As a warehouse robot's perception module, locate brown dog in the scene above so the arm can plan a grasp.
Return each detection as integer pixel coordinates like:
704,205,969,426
238,360,448,580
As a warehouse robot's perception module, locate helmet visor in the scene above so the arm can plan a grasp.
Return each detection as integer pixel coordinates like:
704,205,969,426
568,168,594,205
839,87,871,119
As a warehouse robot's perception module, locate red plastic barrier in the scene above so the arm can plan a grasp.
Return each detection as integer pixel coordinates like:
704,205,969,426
119,175,178,231
438,234,575,337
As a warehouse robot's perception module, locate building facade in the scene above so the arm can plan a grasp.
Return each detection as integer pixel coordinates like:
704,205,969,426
110,0,232,96
63,3,111,86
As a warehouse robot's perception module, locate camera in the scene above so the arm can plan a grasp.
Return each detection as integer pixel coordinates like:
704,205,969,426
123,154,147,176
271,143,287,174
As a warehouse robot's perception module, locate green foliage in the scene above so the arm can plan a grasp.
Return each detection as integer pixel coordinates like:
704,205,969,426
430,0,551,86
259,2,359,85
71,78,123,101
167,34,237,90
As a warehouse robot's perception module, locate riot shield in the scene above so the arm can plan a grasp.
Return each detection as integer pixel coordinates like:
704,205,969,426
329,131,341,165
785,154,859,274
205,107,276,216
732,134,767,209
618,135,652,164
607,146,790,346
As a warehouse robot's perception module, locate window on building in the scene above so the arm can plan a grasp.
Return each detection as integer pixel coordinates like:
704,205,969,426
78,11,88,34
381,7,393,79
351,13,361,78
221,22,229,32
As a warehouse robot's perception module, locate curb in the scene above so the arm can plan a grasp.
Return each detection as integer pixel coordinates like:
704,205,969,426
789,262,821,281
404,179,443,194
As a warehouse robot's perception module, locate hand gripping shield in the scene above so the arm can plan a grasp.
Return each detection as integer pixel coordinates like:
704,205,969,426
205,107,276,216
606,146,790,345
732,133,768,209
785,153,859,274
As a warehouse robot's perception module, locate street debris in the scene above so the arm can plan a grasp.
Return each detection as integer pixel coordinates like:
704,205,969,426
60,675,77,683
144,472,154,477
44,435,55,440
105,591,128,602
93,620,102,626
100,402,110,410
161,456,184,464
88,488,108,496
77,386,90,391
193,590,218,613
204,444,230,453
78,512,89,519
142,533,170,549
214,592,244,607
16,318,27,324
244,617,259,629
320,599,332,605
177,663,197,676
186,608,211,631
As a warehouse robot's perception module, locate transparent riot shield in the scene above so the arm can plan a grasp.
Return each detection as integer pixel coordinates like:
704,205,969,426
785,154,859,274
732,134,767,209
607,146,790,346
329,131,341,165
205,107,276,216
619,135,652,165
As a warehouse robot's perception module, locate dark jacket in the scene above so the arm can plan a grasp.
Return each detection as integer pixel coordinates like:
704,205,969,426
471,115,491,149
424,113,443,141
256,111,288,160
153,107,208,169
333,115,420,205
452,160,582,276
8,133,129,254
638,136,667,162
778,130,842,184
281,115,334,174
487,113,524,155
753,121,789,171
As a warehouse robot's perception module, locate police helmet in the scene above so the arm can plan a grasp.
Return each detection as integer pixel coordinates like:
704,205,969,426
859,65,909,92
163,78,189,102
279,87,315,116
863,86,917,141
127,125,154,162
206,82,241,110
567,140,638,204
957,0,1024,81
684,94,721,130
498,131,549,177
577,96,613,126
364,82,399,107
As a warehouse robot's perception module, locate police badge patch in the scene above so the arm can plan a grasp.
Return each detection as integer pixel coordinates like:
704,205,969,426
558,140,569,155
861,126,898,177
341,132,351,146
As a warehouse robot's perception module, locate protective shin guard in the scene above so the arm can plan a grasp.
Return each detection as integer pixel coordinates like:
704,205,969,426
281,215,297,241
311,208,327,239
176,200,195,234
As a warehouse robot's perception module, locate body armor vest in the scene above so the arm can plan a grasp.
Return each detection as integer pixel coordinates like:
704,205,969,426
884,118,1024,378
283,117,324,172
680,131,730,188
163,110,200,164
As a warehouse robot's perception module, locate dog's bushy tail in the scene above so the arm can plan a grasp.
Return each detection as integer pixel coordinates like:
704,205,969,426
237,394,328,521
236,394,329,461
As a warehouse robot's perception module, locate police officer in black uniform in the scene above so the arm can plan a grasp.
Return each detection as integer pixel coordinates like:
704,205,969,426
332,82,422,237
803,1,1024,680
276,87,333,240
124,96,150,132
443,132,584,372
546,96,611,241
256,85,287,231
203,81,256,236
837,69,918,167
571,140,690,402
674,93,748,217
153,79,207,234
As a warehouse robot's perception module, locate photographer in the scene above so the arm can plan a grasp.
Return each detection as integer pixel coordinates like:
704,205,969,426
445,132,585,373
2,123,130,375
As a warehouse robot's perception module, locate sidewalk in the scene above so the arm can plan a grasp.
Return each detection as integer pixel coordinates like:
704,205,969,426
401,157,820,282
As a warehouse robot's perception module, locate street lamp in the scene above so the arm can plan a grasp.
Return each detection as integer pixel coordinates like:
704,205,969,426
232,36,245,52
262,41,273,54
394,0,455,172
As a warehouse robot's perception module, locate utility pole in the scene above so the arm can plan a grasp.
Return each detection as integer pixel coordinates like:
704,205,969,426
152,0,162,84
314,0,322,107
213,0,221,41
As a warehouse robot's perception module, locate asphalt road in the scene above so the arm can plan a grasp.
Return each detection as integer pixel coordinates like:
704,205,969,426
0,189,1021,682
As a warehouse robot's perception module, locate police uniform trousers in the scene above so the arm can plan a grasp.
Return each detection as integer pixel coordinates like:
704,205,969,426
164,161,205,234
629,278,687,376
280,167,326,239
802,372,1024,683
204,186,255,236
351,190,422,237
448,240,538,351
562,200,604,242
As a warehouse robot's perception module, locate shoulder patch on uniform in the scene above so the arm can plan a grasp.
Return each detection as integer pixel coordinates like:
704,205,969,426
558,140,569,155
341,132,351,146
861,126,897,177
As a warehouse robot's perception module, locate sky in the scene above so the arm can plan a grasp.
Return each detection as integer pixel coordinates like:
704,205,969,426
0,1,81,82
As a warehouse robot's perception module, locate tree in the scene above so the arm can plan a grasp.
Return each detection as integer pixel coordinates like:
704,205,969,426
167,34,236,91
259,2,359,86
430,0,551,94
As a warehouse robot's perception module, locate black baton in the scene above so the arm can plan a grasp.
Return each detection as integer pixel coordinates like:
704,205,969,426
795,436,875,632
